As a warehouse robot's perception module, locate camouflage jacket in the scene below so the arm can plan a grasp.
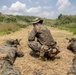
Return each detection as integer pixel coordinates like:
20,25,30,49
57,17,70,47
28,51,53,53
0,60,21,75
67,38,76,53
0,45,24,65
28,25,55,46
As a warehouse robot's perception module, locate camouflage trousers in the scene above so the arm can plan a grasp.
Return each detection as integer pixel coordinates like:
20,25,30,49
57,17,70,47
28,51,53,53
28,41,42,52
0,60,21,75
28,41,60,59
28,41,49,57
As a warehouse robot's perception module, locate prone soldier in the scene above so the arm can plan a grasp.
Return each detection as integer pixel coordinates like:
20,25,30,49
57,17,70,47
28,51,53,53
0,39,24,75
66,38,76,75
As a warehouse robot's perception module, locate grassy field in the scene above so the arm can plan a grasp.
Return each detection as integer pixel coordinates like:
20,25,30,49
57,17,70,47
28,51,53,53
57,26,76,34
0,23,20,35
56,23,76,35
0,13,33,35
0,13,76,35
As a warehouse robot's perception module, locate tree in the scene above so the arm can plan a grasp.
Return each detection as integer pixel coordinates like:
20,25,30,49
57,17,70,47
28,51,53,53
58,14,62,20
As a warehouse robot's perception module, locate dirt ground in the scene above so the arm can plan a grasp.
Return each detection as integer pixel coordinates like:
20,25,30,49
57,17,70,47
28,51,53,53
0,26,76,75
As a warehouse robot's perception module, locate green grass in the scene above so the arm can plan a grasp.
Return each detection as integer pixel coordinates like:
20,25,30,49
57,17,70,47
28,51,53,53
0,23,20,35
56,23,76,34
17,23,30,28
0,13,76,35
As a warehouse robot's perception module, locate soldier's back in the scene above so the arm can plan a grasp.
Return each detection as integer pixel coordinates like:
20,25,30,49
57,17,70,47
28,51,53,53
0,45,16,57
35,25,55,46
0,45,16,65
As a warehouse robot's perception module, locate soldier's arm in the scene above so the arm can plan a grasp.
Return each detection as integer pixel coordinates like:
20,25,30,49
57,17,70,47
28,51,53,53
28,28,36,41
16,50,24,57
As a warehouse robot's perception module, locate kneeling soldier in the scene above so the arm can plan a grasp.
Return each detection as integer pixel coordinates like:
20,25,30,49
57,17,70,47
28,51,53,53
28,18,60,60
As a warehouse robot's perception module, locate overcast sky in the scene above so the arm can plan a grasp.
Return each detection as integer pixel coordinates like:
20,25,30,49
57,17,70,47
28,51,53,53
0,0,76,19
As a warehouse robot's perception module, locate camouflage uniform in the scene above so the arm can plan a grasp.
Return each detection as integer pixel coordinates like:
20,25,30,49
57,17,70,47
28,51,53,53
0,60,21,75
67,38,76,53
0,45,24,65
28,25,57,59
0,39,24,75
67,55,76,75
67,38,76,75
